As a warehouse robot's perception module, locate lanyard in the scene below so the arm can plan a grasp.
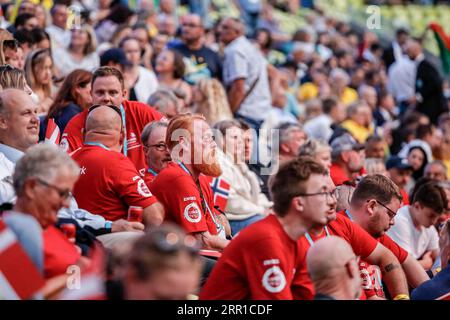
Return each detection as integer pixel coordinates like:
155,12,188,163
305,226,330,246
178,163,223,232
147,168,158,176
120,104,127,157
345,209,354,221
84,141,109,150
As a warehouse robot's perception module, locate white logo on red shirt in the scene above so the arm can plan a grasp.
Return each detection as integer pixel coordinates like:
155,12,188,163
183,203,201,223
80,166,86,175
137,179,152,197
262,266,286,293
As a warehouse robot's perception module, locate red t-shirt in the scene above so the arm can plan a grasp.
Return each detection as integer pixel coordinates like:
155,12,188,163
330,163,351,186
200,214,299,300
60,100,163,174
143,169,157,186
43,225,81,279
149,162,222,235
71,144,157,221
291,213,379,300
400,189,410,206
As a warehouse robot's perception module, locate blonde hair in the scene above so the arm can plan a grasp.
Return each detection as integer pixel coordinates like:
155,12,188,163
365,158,387,176
0,65,27,91
70,25,97,56
299,139,331,158
0,29,15,65
193,78,232,125
24,48,52,98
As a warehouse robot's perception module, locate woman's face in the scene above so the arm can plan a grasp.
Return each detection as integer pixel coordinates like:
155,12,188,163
155,50,174,74
122,39,141,65
315,150,332,169
71,29,89,49
34,56,53,85
74,82,92,108
408,148,425,171
223,126,245,163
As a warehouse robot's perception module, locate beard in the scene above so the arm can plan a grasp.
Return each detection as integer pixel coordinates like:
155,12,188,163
192,148,222,177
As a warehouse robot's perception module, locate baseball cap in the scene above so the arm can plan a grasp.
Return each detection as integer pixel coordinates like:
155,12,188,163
100,48,132,67
385,156,413,171
330,133,365,157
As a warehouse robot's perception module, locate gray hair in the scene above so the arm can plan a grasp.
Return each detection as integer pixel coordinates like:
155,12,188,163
277,122,304,144
13,144,79,196
141,121,168,147
147,90,179,114
299,139,331,157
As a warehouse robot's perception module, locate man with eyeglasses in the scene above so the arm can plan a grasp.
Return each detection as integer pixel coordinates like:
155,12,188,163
169,14,222,84
150,114,229,251
339,174,429,299
201,157,336,299
61,66,164,176
3,143,87,279
292,174,416,300
71,105,165,247
387,181,448,271
141,121,171,185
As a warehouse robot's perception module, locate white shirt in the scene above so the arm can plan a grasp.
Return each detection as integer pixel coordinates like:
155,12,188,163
53,47,100,77
133,66,158,103
387,56,416,102
304,113,333,142
386,205,440,259
46,24,71,49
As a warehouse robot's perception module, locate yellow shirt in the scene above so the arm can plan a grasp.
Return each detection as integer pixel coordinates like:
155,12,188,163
341,87,358,106
297,83,319,101
341,119,374,144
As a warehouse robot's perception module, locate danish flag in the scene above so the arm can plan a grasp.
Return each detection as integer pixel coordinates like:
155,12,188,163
45,118,60,145
205,177,230,212
0,220,45,299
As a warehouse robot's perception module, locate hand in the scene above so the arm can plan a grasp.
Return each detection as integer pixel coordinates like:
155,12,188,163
419,251,434,270
217,213,232,239
111,219,145,233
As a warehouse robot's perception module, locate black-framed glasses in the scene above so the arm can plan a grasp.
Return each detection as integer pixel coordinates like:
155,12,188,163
372,199,397,220
35,178,72,200
145,143,168,151
296,189,337,201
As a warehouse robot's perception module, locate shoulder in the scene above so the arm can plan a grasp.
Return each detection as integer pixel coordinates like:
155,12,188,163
64,110,88,131
123,100,162,118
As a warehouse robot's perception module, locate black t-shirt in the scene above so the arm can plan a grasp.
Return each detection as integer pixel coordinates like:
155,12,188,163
170,41,223,84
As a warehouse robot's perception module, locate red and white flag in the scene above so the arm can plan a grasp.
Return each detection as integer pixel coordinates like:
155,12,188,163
45,118,60,145
204,176,231,213
0,220,45,299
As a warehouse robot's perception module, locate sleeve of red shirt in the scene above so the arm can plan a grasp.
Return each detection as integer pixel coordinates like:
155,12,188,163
113,156,158,209
378,234,408,263
335,215,379,258
241,239,294,299
152,175,209,234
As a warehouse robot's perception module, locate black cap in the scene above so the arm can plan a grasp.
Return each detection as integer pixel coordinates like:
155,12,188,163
386,156,413,170
100,48,132,67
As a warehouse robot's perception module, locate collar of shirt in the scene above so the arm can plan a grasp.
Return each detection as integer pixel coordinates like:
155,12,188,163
0,144,25,164
415,53,425,65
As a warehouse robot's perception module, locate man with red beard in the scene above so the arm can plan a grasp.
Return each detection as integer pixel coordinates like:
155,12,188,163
200,157,336,299
292,175,422,300
149,114,229,250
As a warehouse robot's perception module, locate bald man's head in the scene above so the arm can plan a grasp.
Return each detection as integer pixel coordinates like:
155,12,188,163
307,236,356,281
85,105,122,133
84,105,123,149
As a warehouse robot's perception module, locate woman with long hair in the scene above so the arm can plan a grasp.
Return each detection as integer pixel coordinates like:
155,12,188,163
39,69,92,141
192,78,233,125
24,48,54,114
155,48,192,107
52,25,99,78
213,120,272,236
